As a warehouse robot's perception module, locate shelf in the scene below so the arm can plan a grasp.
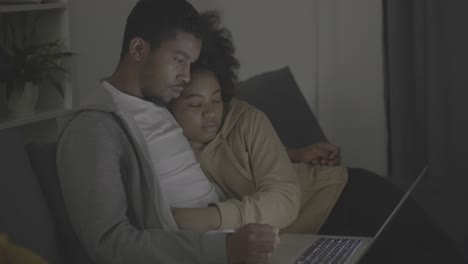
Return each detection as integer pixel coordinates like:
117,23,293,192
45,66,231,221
0,0,73,140
0,108,71,130
0,2,66,13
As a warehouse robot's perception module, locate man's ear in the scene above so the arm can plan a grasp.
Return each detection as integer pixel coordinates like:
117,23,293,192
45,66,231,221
128,37,150,62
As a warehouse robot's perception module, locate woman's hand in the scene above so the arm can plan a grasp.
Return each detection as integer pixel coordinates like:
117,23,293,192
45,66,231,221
171,206,221,231
287,143,341,166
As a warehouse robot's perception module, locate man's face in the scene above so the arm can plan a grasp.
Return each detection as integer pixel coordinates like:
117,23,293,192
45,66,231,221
171,70,224,144
139,31,202,105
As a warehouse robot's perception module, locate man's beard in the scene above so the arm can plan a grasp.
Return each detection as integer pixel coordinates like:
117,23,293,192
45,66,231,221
140,60,169,107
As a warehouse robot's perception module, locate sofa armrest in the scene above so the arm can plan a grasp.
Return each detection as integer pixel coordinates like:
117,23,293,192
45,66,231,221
0,129,62,263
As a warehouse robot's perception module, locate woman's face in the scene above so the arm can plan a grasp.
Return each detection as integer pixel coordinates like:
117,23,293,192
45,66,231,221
171,69,224,144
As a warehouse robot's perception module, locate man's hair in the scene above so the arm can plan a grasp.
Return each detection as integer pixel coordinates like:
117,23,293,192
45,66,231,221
120,0,205,58
193,11,239,102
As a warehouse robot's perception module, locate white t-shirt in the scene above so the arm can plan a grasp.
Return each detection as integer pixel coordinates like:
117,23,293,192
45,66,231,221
103,81,221,208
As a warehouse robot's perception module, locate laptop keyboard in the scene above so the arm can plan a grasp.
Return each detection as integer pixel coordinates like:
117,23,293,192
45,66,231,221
295,237,363,264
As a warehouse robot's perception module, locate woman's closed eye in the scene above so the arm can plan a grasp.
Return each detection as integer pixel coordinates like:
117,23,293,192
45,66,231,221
186,101,202,108
187,102,221,109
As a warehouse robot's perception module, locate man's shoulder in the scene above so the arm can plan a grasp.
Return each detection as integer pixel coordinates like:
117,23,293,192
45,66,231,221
58,110,125,139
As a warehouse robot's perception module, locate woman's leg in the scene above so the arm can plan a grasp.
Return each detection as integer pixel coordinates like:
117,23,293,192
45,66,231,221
319,168,463,263
319,168,401,236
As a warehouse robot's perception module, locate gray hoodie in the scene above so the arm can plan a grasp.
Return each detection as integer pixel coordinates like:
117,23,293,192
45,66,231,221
56,85,226,264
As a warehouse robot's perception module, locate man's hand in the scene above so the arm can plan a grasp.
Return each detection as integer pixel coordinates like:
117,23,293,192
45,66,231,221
226,224,279,264
287,143,341,166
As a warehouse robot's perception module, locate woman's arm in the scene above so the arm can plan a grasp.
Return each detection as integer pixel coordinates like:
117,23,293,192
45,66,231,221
214,109,302,230
287,143,341,165
171,206,221,232
171,109,302,232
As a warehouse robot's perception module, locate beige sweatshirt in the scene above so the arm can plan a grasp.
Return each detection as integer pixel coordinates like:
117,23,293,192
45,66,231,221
196,99,348,233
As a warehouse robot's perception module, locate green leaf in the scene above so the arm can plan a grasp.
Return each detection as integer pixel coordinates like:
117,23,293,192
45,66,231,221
0,13,75,98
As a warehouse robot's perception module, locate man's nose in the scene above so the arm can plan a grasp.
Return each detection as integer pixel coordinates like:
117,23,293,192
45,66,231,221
178,63,190,83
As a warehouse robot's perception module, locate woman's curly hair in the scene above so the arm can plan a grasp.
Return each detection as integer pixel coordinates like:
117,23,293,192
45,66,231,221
195,10,239,102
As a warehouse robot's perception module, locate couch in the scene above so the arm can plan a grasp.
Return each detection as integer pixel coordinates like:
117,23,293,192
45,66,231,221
0,67,379,263
0,129,62,263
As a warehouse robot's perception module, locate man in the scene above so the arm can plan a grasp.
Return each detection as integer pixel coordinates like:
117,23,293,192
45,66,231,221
56,0,277,263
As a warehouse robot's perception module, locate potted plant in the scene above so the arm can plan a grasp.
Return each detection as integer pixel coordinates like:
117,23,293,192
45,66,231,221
0,13,73,117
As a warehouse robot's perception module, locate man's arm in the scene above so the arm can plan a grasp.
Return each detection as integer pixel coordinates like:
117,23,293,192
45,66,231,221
58,112,278,264
57,112,226,264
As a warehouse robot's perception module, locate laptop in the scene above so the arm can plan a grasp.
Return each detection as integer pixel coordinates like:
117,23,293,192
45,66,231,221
272,167,427,264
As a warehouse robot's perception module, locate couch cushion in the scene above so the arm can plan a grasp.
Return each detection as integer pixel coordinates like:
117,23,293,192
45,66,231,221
0,129,61,263
27,142,92,264
235,67,327,148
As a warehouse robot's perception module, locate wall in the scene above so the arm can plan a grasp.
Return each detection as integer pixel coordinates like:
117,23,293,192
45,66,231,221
316,0,386,176
189,0,387,176
189,0,319,112
68,0,138,103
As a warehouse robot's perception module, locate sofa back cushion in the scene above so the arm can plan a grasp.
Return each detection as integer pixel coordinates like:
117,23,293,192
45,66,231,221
235,67,327,148
27,142,92,264
0,129,61,263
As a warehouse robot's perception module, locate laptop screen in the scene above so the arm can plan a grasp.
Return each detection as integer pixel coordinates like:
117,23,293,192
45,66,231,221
357,166,428,263
372,166,428,241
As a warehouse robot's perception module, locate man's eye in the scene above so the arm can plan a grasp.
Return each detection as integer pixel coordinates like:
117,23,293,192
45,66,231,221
188,104,201,108
174,57,185,64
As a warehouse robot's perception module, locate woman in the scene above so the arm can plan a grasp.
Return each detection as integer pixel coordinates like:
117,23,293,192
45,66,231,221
169,12,348,234
171,68,348,233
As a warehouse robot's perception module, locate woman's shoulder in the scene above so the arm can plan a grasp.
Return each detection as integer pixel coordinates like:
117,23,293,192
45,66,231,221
227,98,268,123
221,98,273,136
